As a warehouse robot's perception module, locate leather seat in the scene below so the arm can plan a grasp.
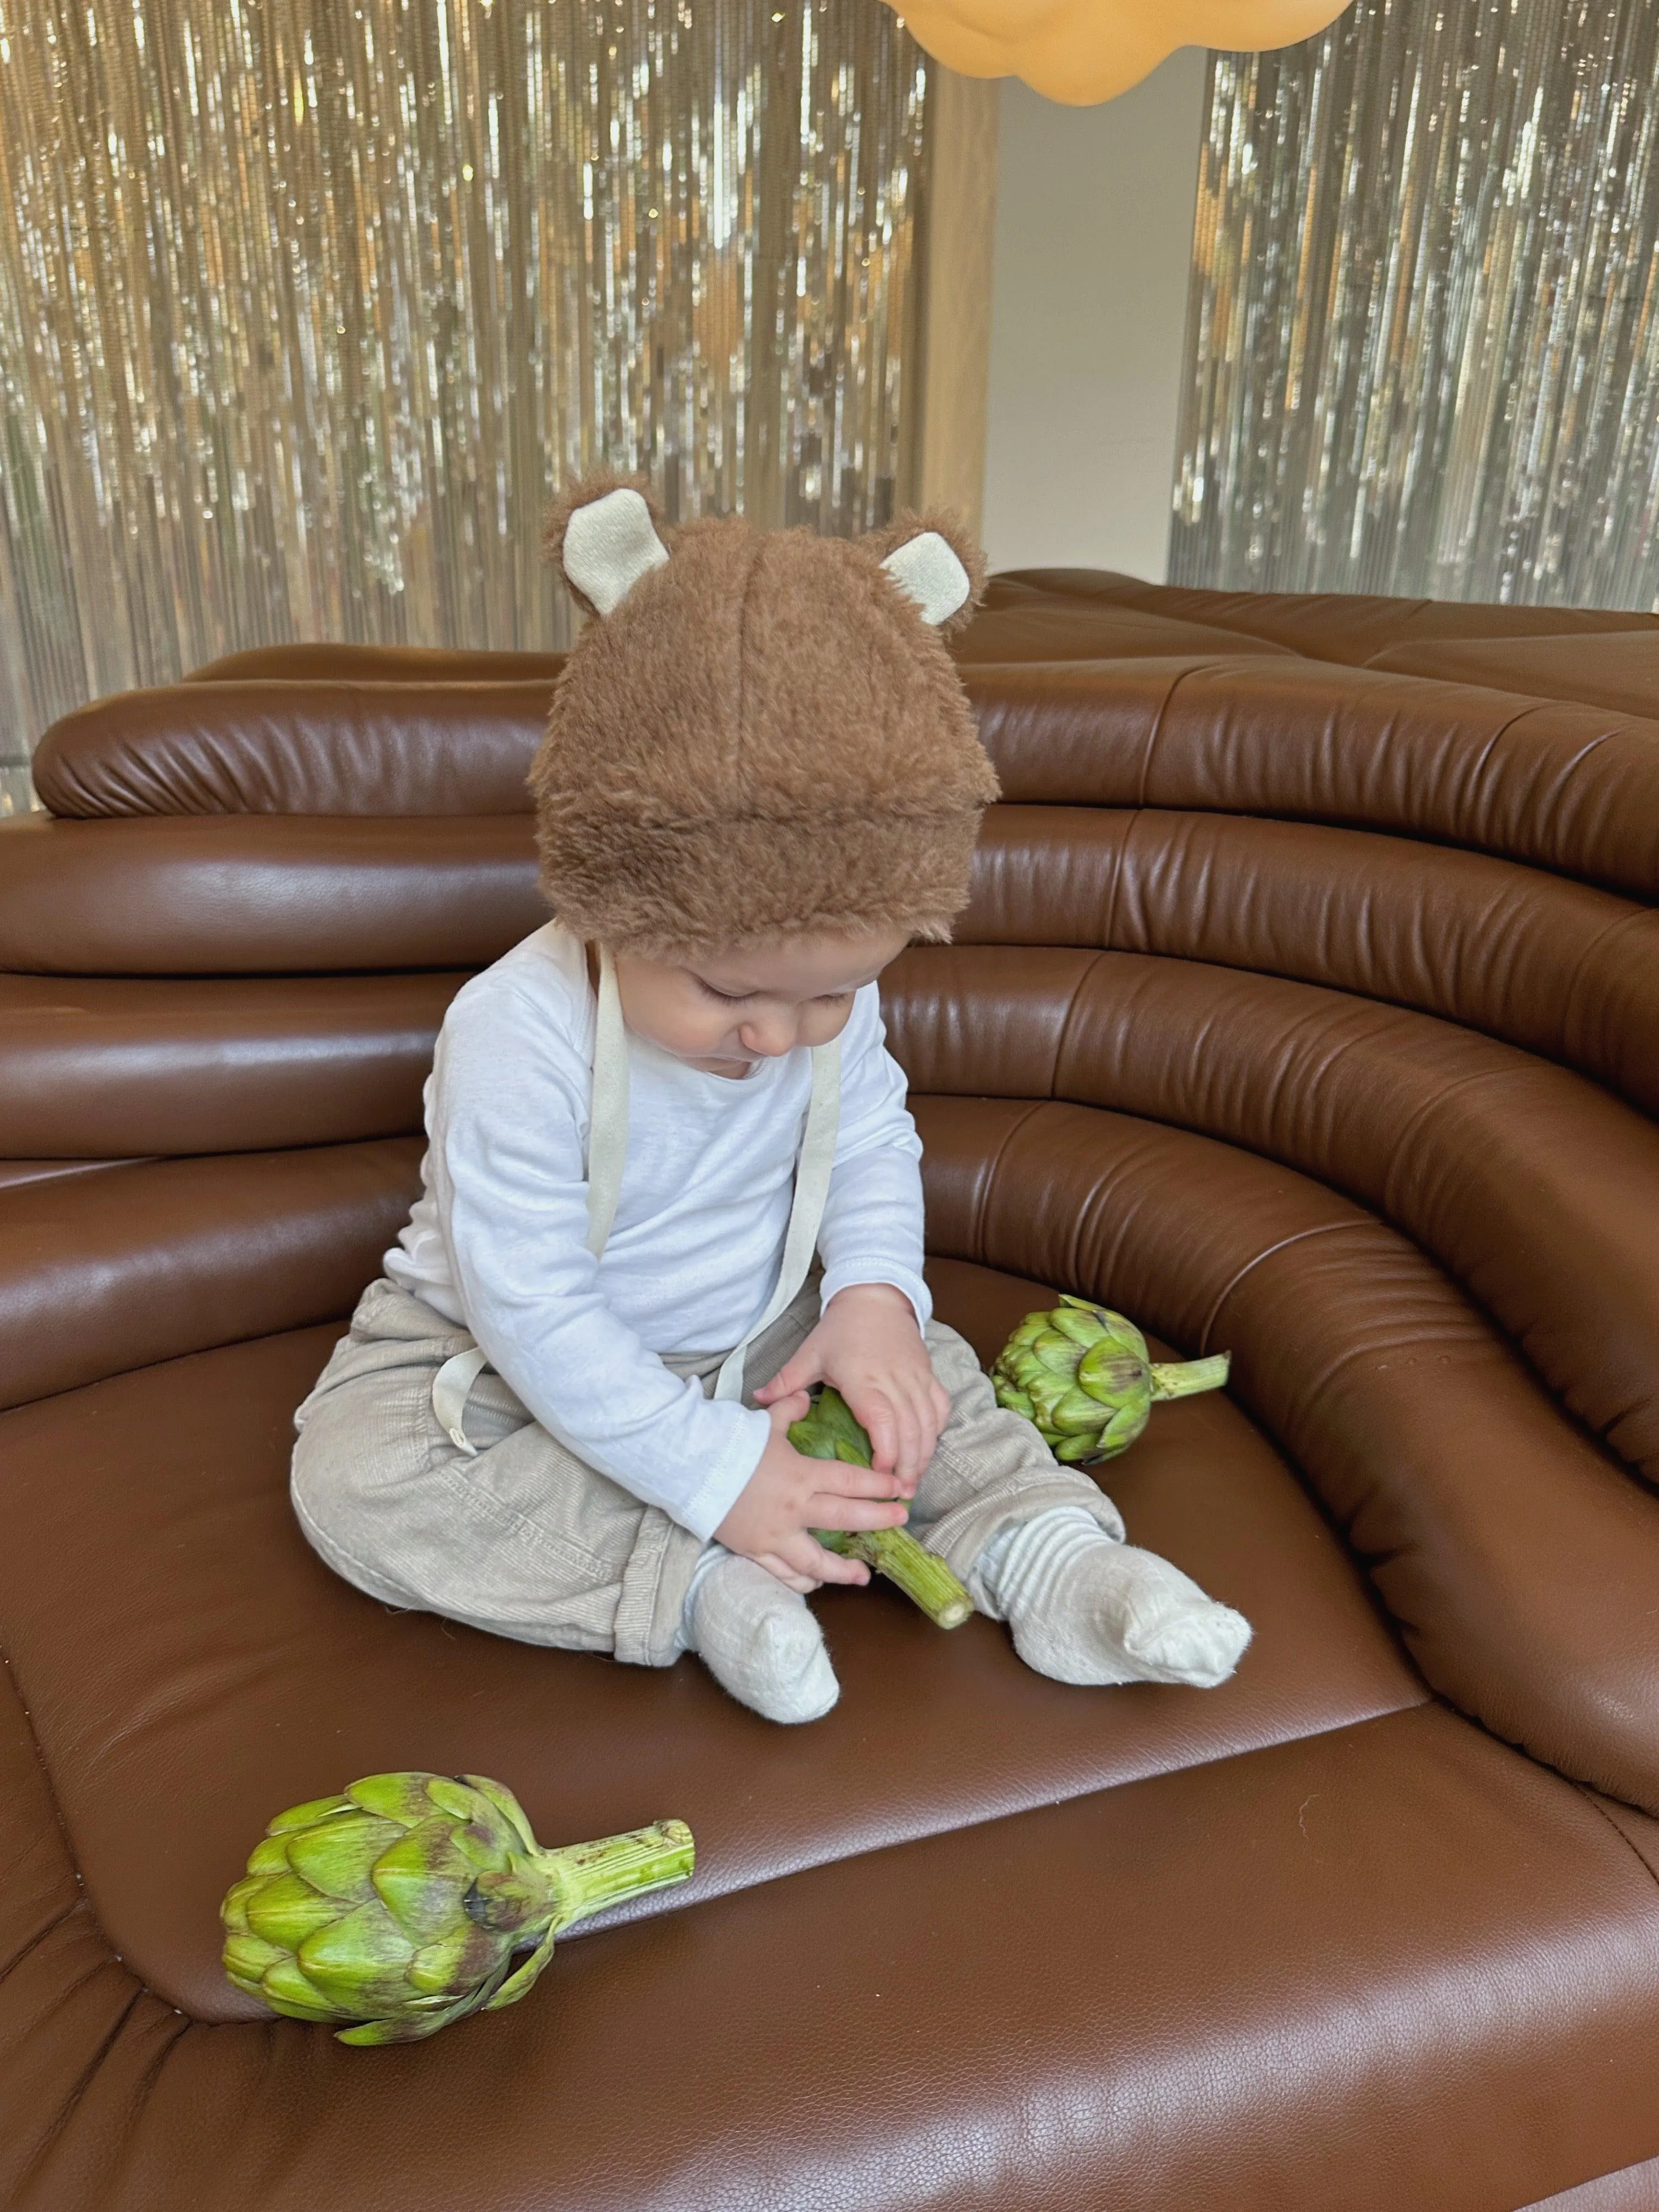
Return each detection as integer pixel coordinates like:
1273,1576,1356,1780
2,579,1657,2211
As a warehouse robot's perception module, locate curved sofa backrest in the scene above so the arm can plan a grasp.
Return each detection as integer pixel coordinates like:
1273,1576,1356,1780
4,606,1659,1820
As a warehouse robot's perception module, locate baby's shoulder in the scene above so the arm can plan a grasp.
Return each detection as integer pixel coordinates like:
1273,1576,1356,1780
441,924,592,1066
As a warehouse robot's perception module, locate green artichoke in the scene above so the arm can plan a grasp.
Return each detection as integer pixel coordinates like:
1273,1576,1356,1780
222,1771,693,2046
993,1296,1230,1463
789,1385,973,1629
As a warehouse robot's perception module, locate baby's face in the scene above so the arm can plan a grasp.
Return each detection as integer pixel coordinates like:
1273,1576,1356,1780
613,928,911,1078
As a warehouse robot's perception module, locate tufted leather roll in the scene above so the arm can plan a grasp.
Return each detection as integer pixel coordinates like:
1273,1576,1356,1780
1369,629,1659,718
884,945,1659,1481
949,596,1296,664
6,573,1659,2210
916,1095,1659,1816
997,565,1659,666
0,1138,423,1406
32,680,553,818
0,971,464,1155
183,642,568,684
0,813,545,974
959,806,1659,1112
972,657,1659,899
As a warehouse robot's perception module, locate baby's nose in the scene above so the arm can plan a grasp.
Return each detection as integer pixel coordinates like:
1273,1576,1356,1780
740,1012,799,1057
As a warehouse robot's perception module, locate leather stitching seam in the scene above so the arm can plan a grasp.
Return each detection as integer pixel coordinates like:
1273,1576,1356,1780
972,1097,1044,1259
1134,658,1205,811
0,1648,137,2001
1048,950,1107,1102
9,1983,153,2197
1196,1218,1355,1353
1572,1786,1659,1899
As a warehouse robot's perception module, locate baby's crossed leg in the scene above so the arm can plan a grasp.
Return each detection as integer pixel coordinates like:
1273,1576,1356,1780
291,1278,1248,1728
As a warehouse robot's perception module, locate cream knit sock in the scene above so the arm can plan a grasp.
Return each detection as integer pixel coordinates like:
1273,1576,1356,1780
680,1547,840,1724
973,1507,1251,1689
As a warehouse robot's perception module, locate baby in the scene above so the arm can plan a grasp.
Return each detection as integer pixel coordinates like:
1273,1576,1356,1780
291,477,1250,1723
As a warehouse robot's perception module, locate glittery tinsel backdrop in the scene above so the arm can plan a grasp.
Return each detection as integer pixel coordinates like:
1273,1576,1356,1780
1172,0,1659,607
0,0,929,810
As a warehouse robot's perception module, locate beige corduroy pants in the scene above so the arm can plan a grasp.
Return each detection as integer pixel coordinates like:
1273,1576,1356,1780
290,1276,1121,1668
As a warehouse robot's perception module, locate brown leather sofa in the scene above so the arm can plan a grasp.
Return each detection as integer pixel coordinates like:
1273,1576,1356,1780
3,577,1658,2211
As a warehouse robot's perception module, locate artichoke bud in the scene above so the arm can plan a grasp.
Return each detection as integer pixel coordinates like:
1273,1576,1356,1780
222,1772,693,2045
992,1295,1230,1464
788,1386,974,1630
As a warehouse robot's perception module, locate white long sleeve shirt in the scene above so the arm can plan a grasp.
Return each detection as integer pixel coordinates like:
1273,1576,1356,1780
385,923,931,1540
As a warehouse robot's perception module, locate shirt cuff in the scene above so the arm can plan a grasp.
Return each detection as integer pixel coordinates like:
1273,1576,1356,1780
817,1262,932,1338
673,1404,773,1544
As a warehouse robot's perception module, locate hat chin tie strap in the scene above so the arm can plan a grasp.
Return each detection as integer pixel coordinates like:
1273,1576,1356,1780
432,945,843,1452
585,946,843,1403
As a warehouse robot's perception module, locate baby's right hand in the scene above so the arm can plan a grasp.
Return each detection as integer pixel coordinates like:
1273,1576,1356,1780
715,1393,911,1594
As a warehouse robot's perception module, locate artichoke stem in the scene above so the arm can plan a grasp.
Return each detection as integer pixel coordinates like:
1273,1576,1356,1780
1148,1352,1231,1402
817,1526,974,1630
541,1819,695,1933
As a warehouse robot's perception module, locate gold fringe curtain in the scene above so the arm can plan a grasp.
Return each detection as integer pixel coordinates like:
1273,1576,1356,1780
0,0,929,809
1171,0,1659,607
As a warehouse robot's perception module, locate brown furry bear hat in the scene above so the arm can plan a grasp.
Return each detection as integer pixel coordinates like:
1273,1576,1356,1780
530,472,1000,961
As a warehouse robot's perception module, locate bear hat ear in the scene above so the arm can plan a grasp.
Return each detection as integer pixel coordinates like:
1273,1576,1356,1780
880,531,973,627
544,475,671,618
867,509,985,631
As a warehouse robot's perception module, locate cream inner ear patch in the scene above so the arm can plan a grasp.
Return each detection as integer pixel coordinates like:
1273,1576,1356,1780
879,531,972,626
562,487,671,616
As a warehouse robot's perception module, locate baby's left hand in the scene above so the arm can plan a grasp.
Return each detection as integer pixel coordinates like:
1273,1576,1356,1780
753,1283,951,1491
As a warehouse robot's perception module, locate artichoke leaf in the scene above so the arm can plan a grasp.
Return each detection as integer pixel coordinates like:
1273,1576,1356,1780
297,1900,419,2006
407,1920,508,1999
1054,1434,1101,1464
483,1921,560,2012
1046,1305,1105,1348
260,1953,353,2022
222,1932,286,1983
460,1773,539,1853
266,1793,357,1835
219,1874,266,1938
246,1834,293,1879
1077,1343,1147,1396
1049,1385,1105,1433
245,1873,345,1951
285,1812,405,1904
347,1772,446,1828
424,1775,495,1827
335,2001,475,2046
370,1820,482,1942
465,1859,556,1935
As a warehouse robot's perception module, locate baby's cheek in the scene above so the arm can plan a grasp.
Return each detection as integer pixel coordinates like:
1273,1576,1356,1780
800,998,856,1048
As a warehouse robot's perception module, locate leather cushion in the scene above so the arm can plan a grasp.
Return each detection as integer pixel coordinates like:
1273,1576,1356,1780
885,944,1659,1484
32,681,554,819
0,1139,422,1408
960,806,1659,1115
950,596,1296,664
916,1096,1659,1815
0,1256,1419,2019
0,814,546,975
995,567,1659,667
5,1691,1656,2212
1368,630,1659,718
0,972,462,1156
972,657,1659,901
184,642,569,684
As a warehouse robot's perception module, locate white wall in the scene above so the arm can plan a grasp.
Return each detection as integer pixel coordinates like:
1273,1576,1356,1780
980,54,1207,583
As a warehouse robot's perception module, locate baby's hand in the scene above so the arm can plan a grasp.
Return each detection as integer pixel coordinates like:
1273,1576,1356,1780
754,1283,951,1487
715,1392,910,1593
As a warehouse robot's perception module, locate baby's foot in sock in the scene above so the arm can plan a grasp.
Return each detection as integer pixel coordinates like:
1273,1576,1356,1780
977,1506,1251,1689
681,1548,840,1724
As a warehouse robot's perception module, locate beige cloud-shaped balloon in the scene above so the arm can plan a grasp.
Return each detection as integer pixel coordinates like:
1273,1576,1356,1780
888,0,1352,105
